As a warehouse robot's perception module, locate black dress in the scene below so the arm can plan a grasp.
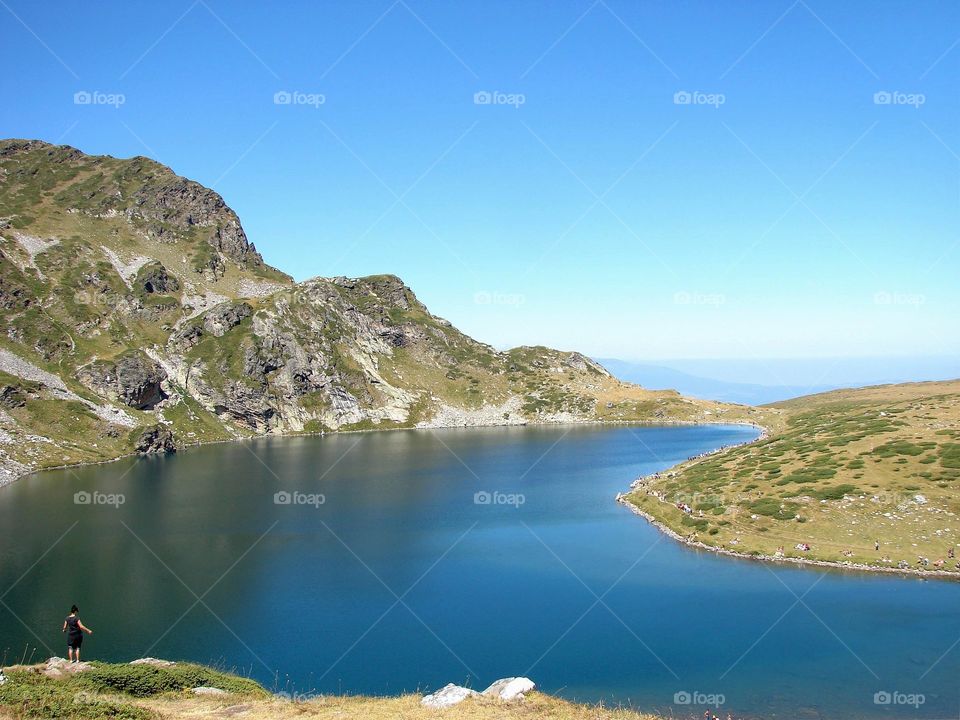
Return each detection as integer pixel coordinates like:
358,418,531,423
65,615,82,648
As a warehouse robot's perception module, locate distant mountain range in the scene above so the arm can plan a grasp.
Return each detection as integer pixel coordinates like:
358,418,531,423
596,357,960,405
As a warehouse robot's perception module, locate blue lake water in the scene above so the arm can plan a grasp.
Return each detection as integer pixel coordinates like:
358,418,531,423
0,423,957,719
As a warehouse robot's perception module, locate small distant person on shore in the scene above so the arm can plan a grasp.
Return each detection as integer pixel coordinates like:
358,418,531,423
62,604,93,662
875,540,880,551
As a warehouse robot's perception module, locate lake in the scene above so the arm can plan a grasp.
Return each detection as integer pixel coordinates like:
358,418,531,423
0,423,957,719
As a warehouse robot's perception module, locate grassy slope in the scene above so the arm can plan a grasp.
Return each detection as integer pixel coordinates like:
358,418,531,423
0,661,660,720
624,380,960,574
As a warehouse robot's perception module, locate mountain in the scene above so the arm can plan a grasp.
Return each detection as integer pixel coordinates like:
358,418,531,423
595,359,835,405
0,139,767,484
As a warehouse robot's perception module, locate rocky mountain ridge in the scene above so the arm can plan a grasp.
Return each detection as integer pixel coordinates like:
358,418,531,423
0,138,766,484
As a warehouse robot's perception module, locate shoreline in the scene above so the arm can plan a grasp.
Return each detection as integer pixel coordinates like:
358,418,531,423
615,429,960,582
0,415,765,490
618,497,960,581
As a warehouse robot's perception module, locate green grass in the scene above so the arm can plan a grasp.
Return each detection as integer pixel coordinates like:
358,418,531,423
0,661,266,720
625,380,960,572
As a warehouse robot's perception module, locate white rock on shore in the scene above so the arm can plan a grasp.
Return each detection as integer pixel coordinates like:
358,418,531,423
420,683,479,708
482,676,535,700
420,677,536,708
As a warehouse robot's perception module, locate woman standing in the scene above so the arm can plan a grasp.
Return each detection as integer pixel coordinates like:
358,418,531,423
62,605,93,662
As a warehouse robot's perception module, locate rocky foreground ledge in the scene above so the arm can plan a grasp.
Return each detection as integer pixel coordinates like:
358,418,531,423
0,657,664,720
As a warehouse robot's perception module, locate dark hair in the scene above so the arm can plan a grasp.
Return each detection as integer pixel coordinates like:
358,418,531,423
70,605,78,614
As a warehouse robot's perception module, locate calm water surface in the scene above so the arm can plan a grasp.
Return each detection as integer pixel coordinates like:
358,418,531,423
0,424,957,719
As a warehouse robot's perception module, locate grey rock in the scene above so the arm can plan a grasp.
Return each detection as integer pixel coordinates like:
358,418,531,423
134,425,177,454
191,686,228,696
203,302,252,337
43,657,93,677
136,262,180,294
0,383,30,408
78,354,168,410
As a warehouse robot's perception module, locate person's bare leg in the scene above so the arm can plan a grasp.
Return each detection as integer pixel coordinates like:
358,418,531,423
75,648,80,663
67,647,74,662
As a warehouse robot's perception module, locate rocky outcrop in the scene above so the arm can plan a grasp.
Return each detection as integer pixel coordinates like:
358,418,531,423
123,165,263,266
39,657,93,678
136,261,180,294
203,301,252,337
78,354,168,410
0,381,38,409
134,425,177,454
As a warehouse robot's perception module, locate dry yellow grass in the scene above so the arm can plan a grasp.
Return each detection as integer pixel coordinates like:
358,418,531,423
135,693,661,720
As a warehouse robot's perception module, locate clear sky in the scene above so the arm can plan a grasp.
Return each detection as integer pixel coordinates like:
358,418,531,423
2,1,958,362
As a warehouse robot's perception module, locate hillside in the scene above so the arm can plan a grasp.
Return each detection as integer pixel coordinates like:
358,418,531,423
0,139,766,484
0,659,663,720
624,380,960,574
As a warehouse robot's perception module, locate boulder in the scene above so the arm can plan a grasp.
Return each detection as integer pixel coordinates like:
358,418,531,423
134,424,177,454
0,669,6,685
420,683,478,708
482,677,535,701
192,686,229,696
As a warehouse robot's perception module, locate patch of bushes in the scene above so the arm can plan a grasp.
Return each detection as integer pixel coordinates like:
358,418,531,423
940,443,960,469
871,440,925,458
744,498,800,520
0,669,154,719
811,484,859,501
79,662,266,698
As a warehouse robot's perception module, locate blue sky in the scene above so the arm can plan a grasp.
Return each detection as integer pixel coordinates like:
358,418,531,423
2,0,958,363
